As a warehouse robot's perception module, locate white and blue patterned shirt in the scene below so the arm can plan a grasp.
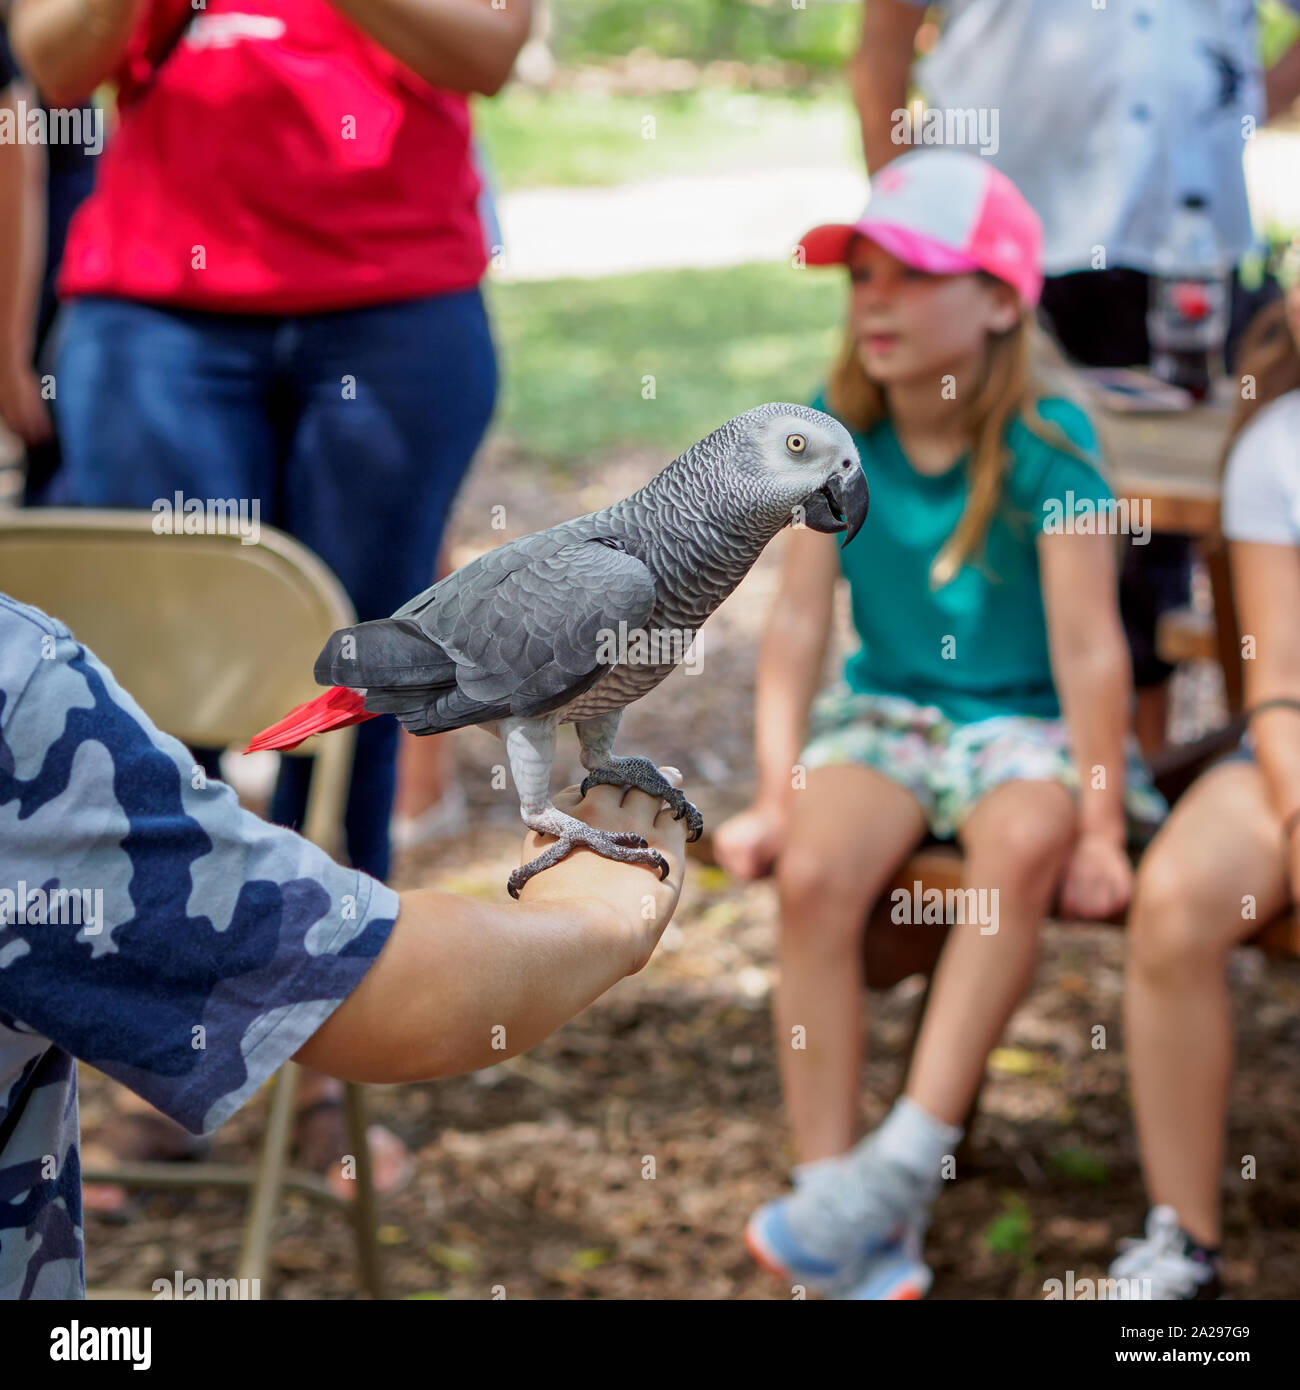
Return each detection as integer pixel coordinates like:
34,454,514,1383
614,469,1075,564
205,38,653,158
900,0,1296,275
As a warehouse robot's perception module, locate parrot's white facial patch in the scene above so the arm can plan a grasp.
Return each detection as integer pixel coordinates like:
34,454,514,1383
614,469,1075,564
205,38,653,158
740,405,867,544
755,412,857,489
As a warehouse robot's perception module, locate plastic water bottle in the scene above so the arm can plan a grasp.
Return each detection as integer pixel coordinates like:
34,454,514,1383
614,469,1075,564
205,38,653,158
1147,195,1230,402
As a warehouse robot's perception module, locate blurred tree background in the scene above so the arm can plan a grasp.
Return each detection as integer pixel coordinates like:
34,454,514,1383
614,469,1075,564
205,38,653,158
552,0,859,69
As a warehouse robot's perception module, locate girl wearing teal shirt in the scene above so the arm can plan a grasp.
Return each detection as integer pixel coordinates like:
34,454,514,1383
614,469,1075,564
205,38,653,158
715,150,1164,1298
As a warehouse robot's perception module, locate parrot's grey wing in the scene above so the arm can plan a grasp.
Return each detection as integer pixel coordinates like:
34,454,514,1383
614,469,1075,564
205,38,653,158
314,537,656,735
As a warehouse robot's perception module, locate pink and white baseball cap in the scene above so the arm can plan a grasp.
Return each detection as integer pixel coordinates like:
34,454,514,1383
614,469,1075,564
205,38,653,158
799,149,1044,308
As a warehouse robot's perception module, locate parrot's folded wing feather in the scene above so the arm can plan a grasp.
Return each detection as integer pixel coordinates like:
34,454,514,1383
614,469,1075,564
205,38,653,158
315,536,656,736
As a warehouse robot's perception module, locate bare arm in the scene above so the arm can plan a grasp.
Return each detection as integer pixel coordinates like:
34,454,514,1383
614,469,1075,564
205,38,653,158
1265,32,1300,122
0,85,23,351
850,0,924,173
1233,539,1300,833
0,79,50,443
294,776,686,1083
1040,529,1133,916
327,0,533,95
10,0,142,107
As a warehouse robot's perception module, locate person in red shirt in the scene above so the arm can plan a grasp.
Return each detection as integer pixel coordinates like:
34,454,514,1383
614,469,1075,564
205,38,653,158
12,0,528,872
12,0,531,1190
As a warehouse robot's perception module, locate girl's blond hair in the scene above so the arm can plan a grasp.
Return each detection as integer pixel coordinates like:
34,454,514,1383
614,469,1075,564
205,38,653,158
825,284,1099,587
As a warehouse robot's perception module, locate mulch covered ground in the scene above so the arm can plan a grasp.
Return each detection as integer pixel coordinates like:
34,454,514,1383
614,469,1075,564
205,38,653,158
80,442,1300,1299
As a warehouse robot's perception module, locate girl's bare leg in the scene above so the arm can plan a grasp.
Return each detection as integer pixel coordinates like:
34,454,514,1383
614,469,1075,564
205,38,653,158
905,779,1076,1126
1125,760,1288,1246
774,764,928,1163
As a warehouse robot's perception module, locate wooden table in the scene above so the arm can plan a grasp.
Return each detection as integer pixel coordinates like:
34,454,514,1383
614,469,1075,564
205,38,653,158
1088,377,1232,536
1085,377,1242,712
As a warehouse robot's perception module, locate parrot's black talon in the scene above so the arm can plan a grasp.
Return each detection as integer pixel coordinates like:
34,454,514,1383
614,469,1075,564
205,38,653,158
509,818,675,900
689,825,703,843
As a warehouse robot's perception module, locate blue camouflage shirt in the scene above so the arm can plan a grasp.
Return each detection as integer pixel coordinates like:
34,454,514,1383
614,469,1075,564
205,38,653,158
0,595,400,1298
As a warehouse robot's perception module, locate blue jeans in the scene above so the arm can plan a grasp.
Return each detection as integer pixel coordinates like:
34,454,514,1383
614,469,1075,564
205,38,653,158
55,290,498,881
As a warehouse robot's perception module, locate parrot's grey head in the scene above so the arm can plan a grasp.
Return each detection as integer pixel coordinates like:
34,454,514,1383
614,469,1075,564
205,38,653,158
705,402,869,548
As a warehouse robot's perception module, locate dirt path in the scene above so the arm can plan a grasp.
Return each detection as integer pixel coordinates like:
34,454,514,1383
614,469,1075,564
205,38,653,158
493,131,1300,282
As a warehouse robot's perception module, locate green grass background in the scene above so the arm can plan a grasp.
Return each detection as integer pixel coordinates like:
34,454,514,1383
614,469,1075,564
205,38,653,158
485,263,846,465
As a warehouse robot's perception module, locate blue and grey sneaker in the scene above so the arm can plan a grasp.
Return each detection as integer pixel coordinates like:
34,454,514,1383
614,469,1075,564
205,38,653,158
745,1137,937,1295
833,1222,932,1300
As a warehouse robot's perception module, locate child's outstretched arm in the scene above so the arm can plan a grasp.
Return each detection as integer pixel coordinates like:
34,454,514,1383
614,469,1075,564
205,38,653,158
1040,528,1134,918
713,526,839,880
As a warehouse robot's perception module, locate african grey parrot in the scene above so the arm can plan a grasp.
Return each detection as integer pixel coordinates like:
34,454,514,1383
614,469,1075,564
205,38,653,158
247,403,867,898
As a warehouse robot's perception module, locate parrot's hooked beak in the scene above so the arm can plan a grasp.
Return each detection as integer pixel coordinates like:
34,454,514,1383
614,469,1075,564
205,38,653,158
801,465,869,547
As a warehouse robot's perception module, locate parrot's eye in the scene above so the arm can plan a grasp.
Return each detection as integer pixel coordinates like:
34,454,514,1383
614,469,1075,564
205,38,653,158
786,433,808,456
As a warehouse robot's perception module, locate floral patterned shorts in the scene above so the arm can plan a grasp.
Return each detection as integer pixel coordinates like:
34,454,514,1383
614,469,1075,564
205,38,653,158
799,682,1168,841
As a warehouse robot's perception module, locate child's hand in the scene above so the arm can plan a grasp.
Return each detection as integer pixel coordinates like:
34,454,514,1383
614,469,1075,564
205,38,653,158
516,769,687,975
1058,831,1131,920
713,801,788,882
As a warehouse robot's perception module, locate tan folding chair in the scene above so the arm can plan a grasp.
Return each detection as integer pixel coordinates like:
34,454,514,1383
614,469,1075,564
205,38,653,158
0,509,385,1298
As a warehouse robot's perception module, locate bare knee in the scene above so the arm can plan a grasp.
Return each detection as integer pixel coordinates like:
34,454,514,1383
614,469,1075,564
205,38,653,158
965,800,1074,896
1129,852,1234,978
776,844,875,937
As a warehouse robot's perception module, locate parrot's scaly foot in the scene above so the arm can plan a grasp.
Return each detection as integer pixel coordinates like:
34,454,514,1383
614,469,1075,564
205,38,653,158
579,760,704,843
508,808,670,900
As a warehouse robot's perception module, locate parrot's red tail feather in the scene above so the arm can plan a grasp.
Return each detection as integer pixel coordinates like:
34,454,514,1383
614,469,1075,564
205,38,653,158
244,687,377,753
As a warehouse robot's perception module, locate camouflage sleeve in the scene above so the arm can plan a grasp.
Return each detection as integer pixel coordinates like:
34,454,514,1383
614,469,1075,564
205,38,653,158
0,599,399,1134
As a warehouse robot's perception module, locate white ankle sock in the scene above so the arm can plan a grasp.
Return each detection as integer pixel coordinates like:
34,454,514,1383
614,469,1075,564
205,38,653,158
867,1096,964,1184
789,1153,842,1186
